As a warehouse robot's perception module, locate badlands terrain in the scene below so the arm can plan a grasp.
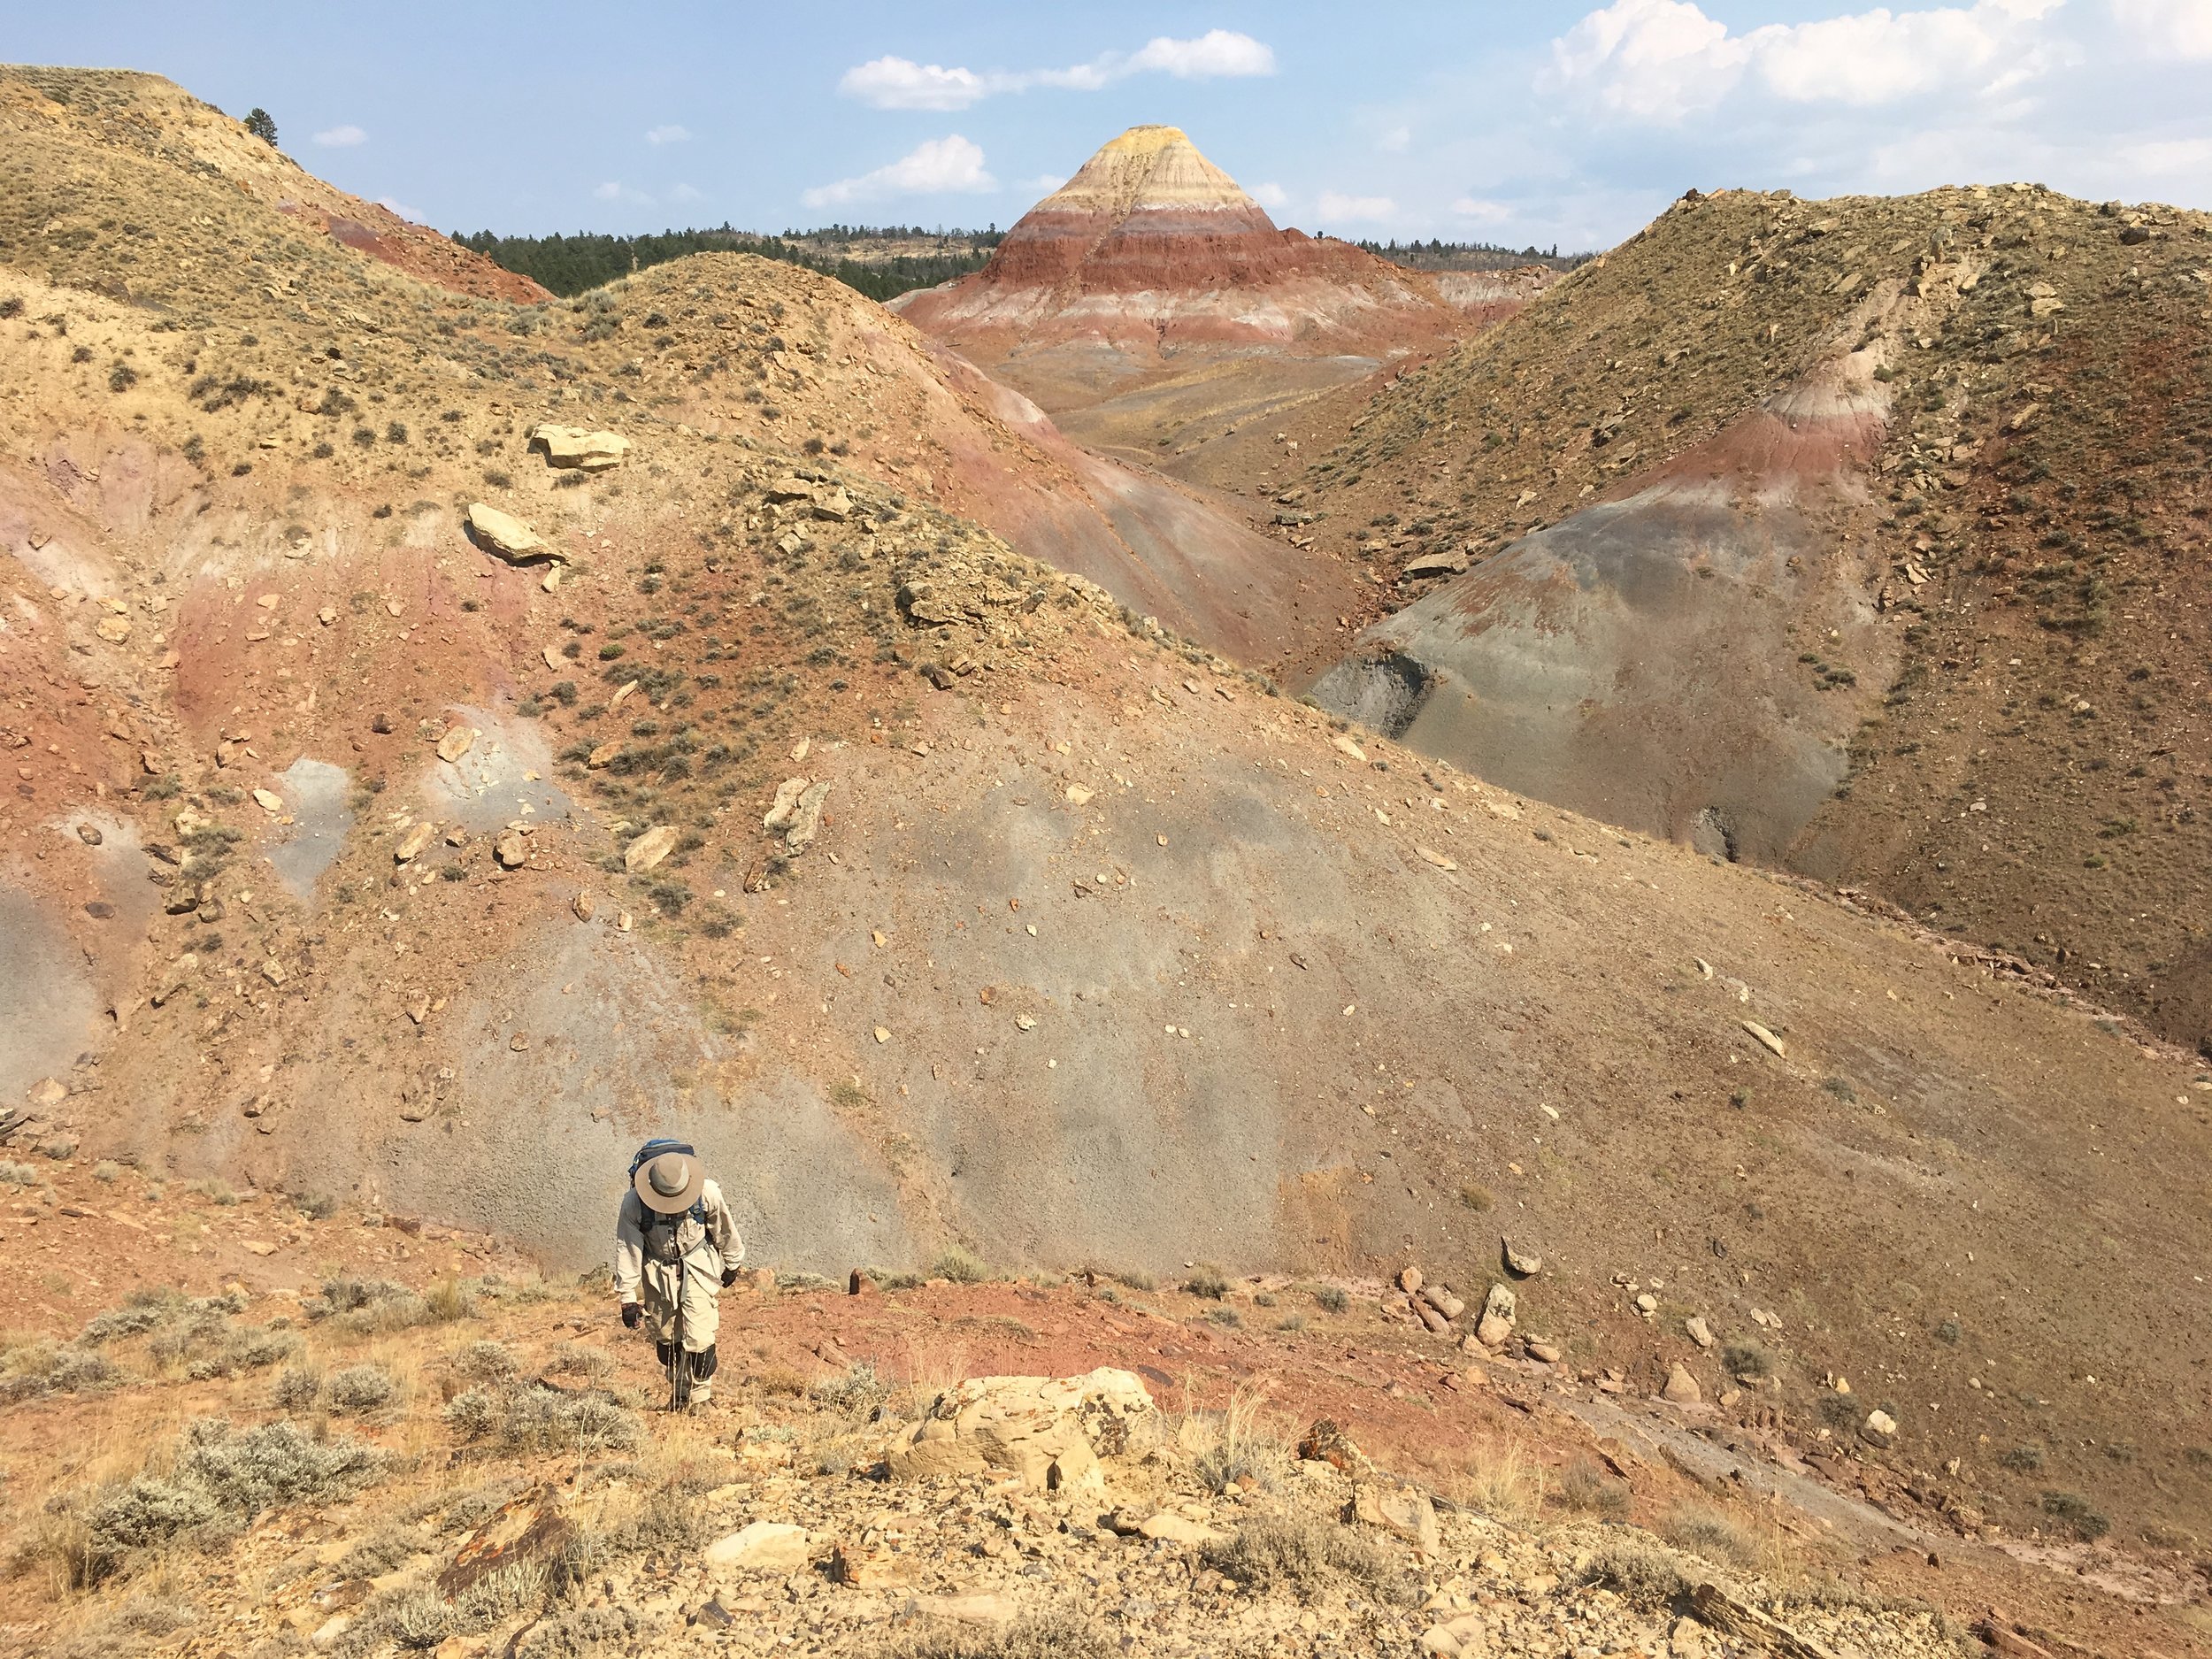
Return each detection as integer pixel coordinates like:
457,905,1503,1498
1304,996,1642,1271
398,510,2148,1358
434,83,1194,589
893,126,1555,474
1,63,2210,1659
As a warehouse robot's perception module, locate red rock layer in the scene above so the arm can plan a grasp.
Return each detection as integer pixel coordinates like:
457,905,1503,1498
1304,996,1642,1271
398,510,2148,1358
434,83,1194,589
896,125,1462,357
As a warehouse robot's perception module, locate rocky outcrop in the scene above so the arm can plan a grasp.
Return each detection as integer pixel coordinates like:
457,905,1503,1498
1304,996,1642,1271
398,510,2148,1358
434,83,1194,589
895,126,1463,358
464,503,557,564
527,424,630,472
884,1368,1159,1494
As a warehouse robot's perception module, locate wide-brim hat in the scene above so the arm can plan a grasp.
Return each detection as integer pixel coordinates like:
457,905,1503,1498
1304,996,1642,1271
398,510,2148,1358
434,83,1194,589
633,1148,704,1214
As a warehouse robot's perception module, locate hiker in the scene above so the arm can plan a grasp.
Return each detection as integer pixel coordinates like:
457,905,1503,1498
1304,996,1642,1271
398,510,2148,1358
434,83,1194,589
613,1138,742,1409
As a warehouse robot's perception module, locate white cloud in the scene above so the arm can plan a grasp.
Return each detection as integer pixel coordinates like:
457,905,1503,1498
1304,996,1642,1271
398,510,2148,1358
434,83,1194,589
669,182,704,203
376,196,425,222
840,58,991,111
2116,134,2212,173
645,124,690,145
1015,173,1070,194
838,30,1274,110
1549,0,1744,119
1125,28,1277,78
2110,0,2212,57
593,180,656,205
1249,180,1292,210
1316,191,1397,222
803,135,995,208
1548,0,2067,121
313,124,366,147
1377,125,1413,153
1452,196,1513,224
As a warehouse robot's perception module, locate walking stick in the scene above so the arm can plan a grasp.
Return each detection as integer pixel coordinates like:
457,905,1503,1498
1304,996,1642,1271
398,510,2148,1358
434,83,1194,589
669,1247,686,1413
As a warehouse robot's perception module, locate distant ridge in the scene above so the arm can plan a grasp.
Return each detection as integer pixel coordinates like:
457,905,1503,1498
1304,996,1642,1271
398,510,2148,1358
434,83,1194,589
894,125,1510,358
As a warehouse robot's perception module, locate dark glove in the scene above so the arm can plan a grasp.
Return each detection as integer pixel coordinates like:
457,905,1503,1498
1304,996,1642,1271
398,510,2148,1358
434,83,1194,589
620,1302,641,1329
720,1266,739,1287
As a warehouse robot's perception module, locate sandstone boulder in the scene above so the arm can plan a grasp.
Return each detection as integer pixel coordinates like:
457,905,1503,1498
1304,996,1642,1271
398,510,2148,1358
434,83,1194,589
1137,1510,1223,1547
764,776,831,855
527,423,630,472
1475,1282,1516,1349
1352,1482,1441,1555
625,824,678,872
704,1521,810,1574
1403,549,1471,580
885,1368,1157,1494
1419,1285,1466,1321
465,502,561,564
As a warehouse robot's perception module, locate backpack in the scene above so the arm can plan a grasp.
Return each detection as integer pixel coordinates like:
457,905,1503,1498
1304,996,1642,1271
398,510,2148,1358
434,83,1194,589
629,1138,707,1233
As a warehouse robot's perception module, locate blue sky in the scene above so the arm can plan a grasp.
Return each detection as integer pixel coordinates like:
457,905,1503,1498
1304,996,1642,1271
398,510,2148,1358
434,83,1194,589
13,2,2211,250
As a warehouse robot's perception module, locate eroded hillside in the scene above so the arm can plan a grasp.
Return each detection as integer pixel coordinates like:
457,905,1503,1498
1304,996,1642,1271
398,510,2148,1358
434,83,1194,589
0,65,1355,671
1,69,2211,1608
1300,184,2212,1051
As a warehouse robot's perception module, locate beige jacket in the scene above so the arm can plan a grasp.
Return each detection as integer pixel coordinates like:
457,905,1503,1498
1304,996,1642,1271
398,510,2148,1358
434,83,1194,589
613,1178,741,1304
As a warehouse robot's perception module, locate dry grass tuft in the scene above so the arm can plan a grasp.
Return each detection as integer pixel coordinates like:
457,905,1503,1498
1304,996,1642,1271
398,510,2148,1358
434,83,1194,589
1580,1532,1696,1602
442,1381,640,1455
895,1609,1118,1659
1659,1502,1763,1568
1176,1383,1293,1494
1551,1454,1631,1517
1443,1435,1542,1521
1203,1511,1410,1604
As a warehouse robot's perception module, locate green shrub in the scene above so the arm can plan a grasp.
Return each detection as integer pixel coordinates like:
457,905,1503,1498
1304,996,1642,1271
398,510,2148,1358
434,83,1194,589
811,1361,888,1417
81,1418,381,1578
2041,1490,2109,1540
1185,1267,1229,1300
1579,1535,1692,1602
895,1608,1117,1659
454,1340,517,1381
1660,1503,1760,1565
1721,1338,1773,1379
2,1340,119,1402
1203,1513,1404,1603
932,1248,989,1284
334,1525,420,1579
443,1383,639,1455
308,1276,431,1332
326,1363,398,1412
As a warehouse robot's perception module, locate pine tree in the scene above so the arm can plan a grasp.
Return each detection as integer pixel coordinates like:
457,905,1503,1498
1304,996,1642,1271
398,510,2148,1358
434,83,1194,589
243,108,278,147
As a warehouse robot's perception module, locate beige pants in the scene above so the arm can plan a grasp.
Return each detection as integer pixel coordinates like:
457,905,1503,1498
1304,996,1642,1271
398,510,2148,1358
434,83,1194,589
641,1246,723,1353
